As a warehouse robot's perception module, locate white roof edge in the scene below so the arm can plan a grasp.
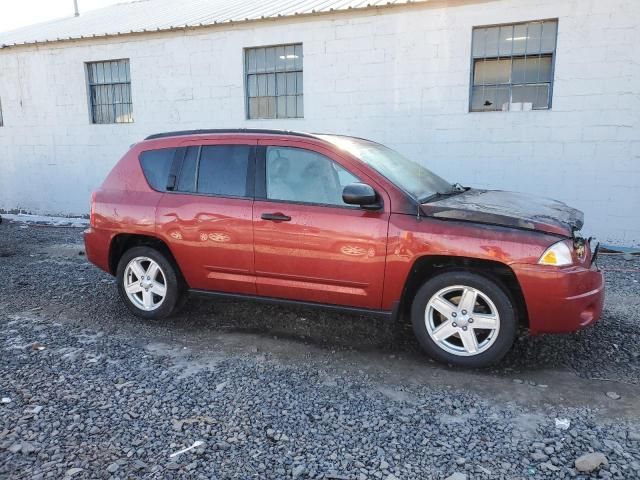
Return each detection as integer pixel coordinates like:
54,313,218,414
0,0,430,50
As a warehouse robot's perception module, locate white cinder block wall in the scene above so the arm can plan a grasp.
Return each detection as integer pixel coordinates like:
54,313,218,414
0,0,638,245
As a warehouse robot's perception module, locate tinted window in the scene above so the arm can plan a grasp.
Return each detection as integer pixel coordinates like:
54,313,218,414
176,147,198,193
266,147,358,206
139,148,176,191
197,145,251,197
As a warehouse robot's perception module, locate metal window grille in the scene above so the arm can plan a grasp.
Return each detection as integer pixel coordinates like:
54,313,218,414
470,20,558,112
245,44,303,119
86,59,133,124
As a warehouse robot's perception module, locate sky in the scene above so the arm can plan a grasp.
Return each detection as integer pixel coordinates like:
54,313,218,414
0,0,127,33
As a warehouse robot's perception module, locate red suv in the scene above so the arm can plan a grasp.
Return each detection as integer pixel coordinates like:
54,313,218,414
84,129,604,367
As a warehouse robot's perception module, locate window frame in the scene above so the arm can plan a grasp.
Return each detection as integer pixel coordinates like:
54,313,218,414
160,145,256,200
85,59,134,124
468,19,559,113
244,43,304,120
255,145,368,210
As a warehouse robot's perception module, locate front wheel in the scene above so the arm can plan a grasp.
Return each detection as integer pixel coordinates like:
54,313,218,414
411,271,517,368
116,246,183,319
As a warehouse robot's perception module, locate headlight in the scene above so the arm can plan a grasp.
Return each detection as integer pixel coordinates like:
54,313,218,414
538,240,574,266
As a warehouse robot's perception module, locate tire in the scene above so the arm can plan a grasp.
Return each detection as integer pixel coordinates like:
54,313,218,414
116,246,184,319
410,271,517,368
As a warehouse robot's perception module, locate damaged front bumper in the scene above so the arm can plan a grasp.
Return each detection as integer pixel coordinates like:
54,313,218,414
512,261,604,334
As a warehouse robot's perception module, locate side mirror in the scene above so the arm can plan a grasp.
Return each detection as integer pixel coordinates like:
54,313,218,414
342,183,382,210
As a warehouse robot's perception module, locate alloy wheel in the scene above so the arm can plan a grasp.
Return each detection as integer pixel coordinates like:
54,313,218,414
123,256,167,311
425,285,500,356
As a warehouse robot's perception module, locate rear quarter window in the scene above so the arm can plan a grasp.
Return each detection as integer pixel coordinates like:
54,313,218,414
139,148,176,191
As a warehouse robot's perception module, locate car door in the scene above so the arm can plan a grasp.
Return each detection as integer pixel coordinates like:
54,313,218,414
253,140,390,310
155,139,257,294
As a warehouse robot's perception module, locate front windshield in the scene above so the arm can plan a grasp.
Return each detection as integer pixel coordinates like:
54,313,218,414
320,135,453,202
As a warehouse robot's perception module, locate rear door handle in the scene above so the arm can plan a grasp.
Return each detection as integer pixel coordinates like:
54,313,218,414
261,212,291,222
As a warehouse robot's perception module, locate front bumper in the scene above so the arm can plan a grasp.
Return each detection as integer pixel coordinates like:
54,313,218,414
512,263,604,334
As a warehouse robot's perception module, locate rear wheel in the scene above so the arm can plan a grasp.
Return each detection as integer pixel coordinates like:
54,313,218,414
411,271,517,367
116,246,183,319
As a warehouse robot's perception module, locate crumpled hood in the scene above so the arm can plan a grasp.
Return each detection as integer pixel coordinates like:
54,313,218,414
423,189,584,237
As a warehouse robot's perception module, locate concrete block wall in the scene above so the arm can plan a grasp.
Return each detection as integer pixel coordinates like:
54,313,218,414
0,0,638,245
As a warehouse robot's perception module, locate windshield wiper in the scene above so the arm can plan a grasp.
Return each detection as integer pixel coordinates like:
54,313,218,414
419,192,450,203
419,185,466,204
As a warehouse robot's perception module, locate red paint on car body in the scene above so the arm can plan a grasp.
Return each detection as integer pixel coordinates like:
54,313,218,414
84,131,604,335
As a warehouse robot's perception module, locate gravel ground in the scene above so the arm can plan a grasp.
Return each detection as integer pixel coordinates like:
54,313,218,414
1,220,639,479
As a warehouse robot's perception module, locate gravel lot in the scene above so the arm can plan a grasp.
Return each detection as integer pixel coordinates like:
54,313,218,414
1,220,639,479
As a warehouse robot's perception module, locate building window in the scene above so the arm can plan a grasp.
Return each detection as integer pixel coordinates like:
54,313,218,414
245,44,303,119
470,20,557,112
86,59,133,124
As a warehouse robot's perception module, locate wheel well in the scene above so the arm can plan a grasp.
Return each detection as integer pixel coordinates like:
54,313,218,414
398,256,528,327
108,234,185,284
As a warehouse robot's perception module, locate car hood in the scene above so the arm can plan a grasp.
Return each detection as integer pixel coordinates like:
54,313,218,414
423,189,584,237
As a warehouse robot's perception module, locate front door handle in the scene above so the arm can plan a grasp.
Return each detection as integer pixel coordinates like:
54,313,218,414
261,212,291,222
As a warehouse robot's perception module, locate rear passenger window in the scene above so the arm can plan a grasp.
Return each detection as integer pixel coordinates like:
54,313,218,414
197,145,251,197
139,148,176,191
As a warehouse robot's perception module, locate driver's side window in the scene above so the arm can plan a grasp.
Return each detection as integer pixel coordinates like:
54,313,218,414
265,147,359,206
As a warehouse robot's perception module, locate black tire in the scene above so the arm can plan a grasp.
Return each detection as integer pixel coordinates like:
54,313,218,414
410,271,517,368
116,246,184,319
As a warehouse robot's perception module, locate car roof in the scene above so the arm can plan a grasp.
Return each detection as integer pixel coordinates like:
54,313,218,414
142,129,379,146
144,129,321,141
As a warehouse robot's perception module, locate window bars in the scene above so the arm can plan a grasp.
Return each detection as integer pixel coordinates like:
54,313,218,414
245,44,303,119
470,20,558,112
87,59,133,124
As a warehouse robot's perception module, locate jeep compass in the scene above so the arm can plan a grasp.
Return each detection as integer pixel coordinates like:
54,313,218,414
84,129,604,367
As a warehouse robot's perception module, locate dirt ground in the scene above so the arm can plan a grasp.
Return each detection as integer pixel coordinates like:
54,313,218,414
1,222,639,416
1,220,639,479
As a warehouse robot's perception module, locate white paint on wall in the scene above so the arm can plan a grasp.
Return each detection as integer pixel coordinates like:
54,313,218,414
0,0,638,245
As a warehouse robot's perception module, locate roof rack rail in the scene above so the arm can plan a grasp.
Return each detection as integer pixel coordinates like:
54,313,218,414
144,129,318,140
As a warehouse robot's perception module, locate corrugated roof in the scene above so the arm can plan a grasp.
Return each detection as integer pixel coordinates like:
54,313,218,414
0,0,426,49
